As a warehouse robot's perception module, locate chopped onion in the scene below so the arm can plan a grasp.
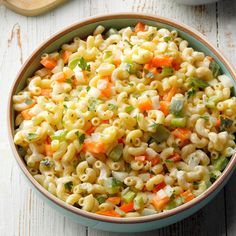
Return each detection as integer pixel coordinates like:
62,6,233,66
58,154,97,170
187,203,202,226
156,189,168,199
88,87,101,98
164,185,174,197
218,75,234,88
97,79,108,90
112,171,128,182
151,96,160,109
146,148,157,159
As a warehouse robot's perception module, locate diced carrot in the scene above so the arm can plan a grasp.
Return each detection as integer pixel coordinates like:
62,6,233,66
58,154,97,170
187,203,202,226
180,190,195,203
96,210,121,217
45,144,53,156
159,101,170,116
168,152,181,162
21,109,33,120
84,141,106,154
134,22,145,33
40,89,52,97
172,128,191,142
113,58,121,67
152,196,170,210
144,63,153,70
102,120,109,124
106,197,121,205
152,181,166,193
101,82,112,98
148,156,161,166
120,202,134,213
86,125,96,135
151,56,173,68
135,156,146,162
163,87,177,102
46,136,52,144
55,73,66,83
172,58,182,70
138,98,152,111
215,118,221,127
61,50,72,64
40,57,57,70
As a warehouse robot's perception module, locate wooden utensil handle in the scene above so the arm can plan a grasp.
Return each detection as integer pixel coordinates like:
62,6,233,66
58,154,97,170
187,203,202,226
2,0,66,16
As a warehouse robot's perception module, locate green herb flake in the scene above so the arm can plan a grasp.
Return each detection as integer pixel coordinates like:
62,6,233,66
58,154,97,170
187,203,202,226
27,133,38,141
63,104,68,109
189,77,209,90
124,39,133,47
40,159,54,168
108,103,118,111
96,195,107,204
75,131,85,144
25,98,34,105
88,97,100,111
78,57,91,71
209,61,221,78
86,86,91,92
165,159,173,164
64,181,73,192
163,36,172,42
220,116,233,131
187,89,196,98
125,105,134,113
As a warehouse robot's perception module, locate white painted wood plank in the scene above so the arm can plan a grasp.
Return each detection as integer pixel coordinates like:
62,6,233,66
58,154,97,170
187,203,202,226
217,1,236,235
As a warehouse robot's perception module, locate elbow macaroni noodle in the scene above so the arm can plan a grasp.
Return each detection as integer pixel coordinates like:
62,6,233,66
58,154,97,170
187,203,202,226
13,23,236,217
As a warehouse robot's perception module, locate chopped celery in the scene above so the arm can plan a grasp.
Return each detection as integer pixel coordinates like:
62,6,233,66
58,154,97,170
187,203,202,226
141,208,157,216
161,67,174,77
150,123,170,143
122,191,136,203
165,201,176,210
125,105,134,113
174,196,184,206
209,61,221,78
210,170,221,182
109,144,123,161
68,58,80,70
105,28,118,37
134,193,144,210
163,36,172,42
64,181,73,192
103,51,113,60
205,96,219,108
189,77,209,89
115,206,125,217
96,195,107,204
213,157,229,172
75,131,85,144
51,130,68,141
170,98,185,117
103,177,122,194
171,117,187,128
27,133,38,141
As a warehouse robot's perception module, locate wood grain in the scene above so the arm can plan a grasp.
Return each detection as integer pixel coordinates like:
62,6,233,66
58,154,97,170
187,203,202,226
0,1,235,236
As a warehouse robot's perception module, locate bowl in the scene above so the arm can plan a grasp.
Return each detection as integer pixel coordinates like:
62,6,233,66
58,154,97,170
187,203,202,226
173,0,220,5
8,13,236,232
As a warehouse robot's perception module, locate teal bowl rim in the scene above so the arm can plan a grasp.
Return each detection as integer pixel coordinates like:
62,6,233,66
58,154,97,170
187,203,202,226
7,13,236,224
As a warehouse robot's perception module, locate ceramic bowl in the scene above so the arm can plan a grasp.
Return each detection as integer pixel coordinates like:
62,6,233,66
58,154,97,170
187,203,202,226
8,13,236,233
173,0,220,5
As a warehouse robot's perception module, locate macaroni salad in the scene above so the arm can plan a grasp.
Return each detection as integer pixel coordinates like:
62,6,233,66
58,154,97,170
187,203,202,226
13,23,236,217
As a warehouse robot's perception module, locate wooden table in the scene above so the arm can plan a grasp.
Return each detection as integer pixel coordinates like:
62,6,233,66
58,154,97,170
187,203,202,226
0,0,235,235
